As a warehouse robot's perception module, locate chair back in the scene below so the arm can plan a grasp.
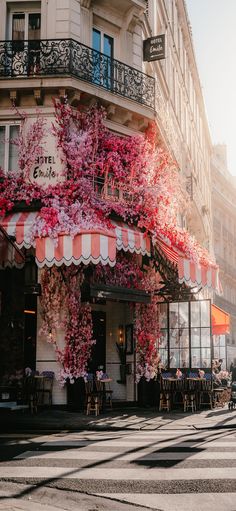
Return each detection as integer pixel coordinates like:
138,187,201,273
95,379,103,392
160,376,172,392
84,380,94,395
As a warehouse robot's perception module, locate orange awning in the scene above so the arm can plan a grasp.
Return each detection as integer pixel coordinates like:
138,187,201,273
211,304,230,335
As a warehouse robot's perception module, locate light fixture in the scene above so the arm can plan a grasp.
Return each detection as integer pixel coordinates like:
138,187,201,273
118,324,124,345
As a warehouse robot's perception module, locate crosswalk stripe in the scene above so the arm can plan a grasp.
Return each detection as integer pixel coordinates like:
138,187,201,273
97,493,236,511
2,466,236,480
14,449,236,460
41,439,236,448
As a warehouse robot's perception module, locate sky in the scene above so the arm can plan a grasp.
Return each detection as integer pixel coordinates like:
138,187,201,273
186,0,236,175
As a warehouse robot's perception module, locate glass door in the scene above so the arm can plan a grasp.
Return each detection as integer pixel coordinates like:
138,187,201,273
10,12,41,76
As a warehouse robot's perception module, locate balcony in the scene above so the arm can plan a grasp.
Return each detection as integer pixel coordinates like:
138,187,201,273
0,39,155,109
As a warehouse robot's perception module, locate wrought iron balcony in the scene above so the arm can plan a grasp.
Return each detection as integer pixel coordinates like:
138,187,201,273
0,38,155,109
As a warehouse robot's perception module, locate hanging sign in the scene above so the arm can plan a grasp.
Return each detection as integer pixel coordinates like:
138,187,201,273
27,118,66,187
143,34,165,62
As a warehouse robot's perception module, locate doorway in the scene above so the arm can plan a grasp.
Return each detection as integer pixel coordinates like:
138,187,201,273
89,311,106,373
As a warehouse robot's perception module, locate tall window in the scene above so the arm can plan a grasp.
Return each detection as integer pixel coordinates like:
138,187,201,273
0,124,20,174
10,12,41,75
158,300,211,369
92,28,114,89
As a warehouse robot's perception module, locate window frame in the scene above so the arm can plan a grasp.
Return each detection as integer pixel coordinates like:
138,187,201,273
0,122,20,174
8,7,41,40
158,299,212,370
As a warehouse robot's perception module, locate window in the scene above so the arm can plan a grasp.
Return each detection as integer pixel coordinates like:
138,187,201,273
92,28,114,89
9,12,41,75
0,124,20,174
158,300,211,369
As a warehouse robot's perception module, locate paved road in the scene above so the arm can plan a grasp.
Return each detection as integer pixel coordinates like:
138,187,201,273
1,427,236,510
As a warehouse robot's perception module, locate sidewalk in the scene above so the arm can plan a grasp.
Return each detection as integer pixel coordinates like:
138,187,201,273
0,404,236,432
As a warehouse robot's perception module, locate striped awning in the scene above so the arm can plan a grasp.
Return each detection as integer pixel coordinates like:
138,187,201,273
36,230,117,268
0,226,25,269
0,212,151,268
112,221,151,256
156,235,219,292
0,211,37,249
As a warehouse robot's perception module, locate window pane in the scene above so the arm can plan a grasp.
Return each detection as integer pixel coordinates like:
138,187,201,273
180,349,189,368
28,13,41,40
159,349,168,367
179,302,188,327
191,349,200,367
170,350,179,368
0,126,5,170
159,330,168,350
93,29,101,52
170,329,179,348
179,328,189,349
12,14,25,40
159,303,168,328
201,328,211,347
9,125,19,172
201,300,210,327
104,34,113,58
191,301,200,327
169,303,178,328
201,348,211,366
191,327,200,347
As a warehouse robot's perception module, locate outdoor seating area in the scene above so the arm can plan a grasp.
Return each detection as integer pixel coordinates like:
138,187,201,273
0,370,54,414
159,370,231,412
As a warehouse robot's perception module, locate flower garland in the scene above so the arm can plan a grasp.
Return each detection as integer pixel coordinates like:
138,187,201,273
40,265,95,385
0,101,217,382
0,101,216,268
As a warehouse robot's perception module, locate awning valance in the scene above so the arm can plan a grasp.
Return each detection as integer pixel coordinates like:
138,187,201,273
0,226,25,269
211,304,230,335
36,231,117,268
0,211,38,249
156,235,219,292
0,213,151,268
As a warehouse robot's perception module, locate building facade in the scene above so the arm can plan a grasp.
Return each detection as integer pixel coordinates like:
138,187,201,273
212,144,236,368
0,0,216,406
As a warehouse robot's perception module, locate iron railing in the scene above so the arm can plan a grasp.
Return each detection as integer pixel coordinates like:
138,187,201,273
0,38,155,109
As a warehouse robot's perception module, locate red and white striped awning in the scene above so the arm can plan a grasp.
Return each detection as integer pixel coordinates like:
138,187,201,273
0,212,151,268
0,226,25,269
112,221,151,256
0,211,37,249
36,230,117,268
156,235,219,292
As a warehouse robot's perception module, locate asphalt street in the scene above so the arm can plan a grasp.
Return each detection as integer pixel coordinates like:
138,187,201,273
0,426,236,510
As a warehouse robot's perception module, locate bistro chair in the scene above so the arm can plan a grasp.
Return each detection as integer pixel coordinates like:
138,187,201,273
199,375,214,409
173,377,185,409
183,377,198,413
159,373,173,412
84,376,100,416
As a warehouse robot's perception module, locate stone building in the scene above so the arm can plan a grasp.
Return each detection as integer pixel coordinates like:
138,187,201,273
212,144,236,368
0,0,216,406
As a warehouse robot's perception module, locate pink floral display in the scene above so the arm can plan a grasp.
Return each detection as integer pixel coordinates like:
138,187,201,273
0,100,217,382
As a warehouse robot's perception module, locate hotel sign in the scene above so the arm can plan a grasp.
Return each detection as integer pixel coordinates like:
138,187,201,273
143,34,165,62
26,118,66,187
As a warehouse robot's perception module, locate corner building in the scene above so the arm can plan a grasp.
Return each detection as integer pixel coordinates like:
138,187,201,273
0,0,217,407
